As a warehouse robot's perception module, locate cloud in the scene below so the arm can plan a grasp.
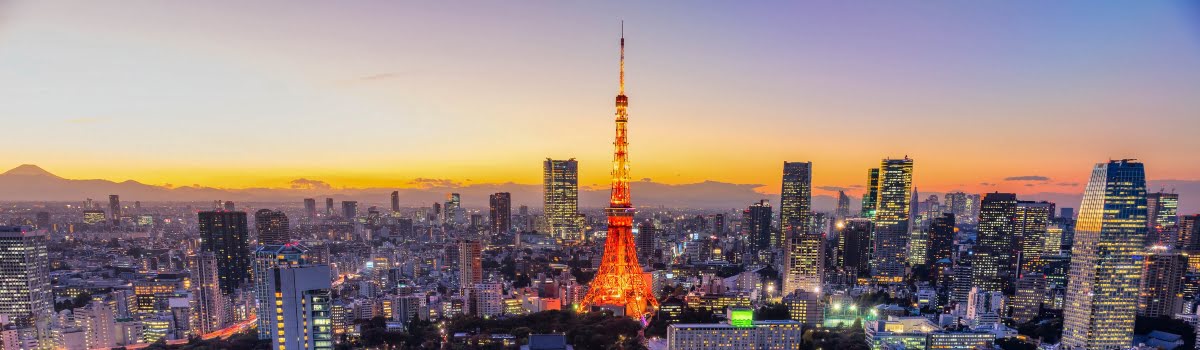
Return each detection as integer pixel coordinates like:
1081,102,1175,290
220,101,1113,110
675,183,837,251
1004,175,1051,181
816,186,852,192
980,182,996,186
408,178,461,189
358,73,400,81
289,178,332,190
65,117,107,124
1056,182,1080,187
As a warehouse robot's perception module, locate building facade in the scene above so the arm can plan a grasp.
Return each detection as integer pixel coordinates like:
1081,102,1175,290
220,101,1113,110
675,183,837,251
1061,160,1148,350
542,158,580,240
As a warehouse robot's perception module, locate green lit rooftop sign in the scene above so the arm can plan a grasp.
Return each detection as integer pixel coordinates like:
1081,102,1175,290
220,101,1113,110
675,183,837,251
729,309,753,328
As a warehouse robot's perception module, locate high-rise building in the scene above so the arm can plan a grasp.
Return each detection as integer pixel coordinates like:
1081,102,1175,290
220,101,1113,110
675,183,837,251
254,209,290,245
636,222,657,266
254,244,311,339
861,168,880,219
973,192,1017,293
458,240,482,288
390,191,400,213
836,191,852,221
543,158,580,240
783,226,823,295
341,201,358,219
188,252,225,334
1015,201,1054,277
1011,273,1047,324
742,200,773,262
1062,160,1148,350
198,211,251,295
837,219,873,278
0,227,51,329
1181,215,1200,251
108,194,121,225
1146,192,1180,246
303,198,317,219
579,30,658,318
1137,248,1186,317
265,265,333,350
444,193,461,225
489,192,512,235
870,157,913,282
927,213,955,265
780,161,813,248
324,198,334,217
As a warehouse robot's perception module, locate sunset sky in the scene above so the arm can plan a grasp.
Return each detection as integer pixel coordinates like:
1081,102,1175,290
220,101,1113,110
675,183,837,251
1,1,1198,197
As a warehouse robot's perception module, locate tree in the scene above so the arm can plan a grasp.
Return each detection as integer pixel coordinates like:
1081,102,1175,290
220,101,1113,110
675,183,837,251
755,303,790,320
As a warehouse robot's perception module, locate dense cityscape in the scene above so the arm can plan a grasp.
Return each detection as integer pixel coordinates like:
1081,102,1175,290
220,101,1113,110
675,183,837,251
2,2,1199,350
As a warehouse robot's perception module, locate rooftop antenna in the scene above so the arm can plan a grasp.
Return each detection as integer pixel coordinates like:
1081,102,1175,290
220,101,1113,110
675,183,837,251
619,20,625,95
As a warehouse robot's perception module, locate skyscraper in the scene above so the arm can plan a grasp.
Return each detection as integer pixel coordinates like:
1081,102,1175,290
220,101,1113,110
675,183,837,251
1011,273,1047,324
1137,248,1186,317
927,213,955,265
0,227,51,329
266,265,333,350
1062,160,1148,350
108,194,121,225
1146,192,1180,246
324,198,334,217
1180,215,1200,251
783,226,824,295
870,157,913,282
444,193,461,225
254,243,310,339
580,28,658,318
341,201,358,219
458,240,482,288
780,161,813,248
543,158,580,240
188,252,225,334
742,200,773,262
254,209,290,245
489,192,512,235
636,221,657,267
303,198,317,219
974,192,1017,293
1015,201,1054,277
390,191,400,213
198,211,251,295
835,191,851,221
837,219,873,278
861,168,880,219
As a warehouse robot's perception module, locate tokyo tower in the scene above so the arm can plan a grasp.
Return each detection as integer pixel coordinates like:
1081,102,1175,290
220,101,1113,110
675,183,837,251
579,24,659,319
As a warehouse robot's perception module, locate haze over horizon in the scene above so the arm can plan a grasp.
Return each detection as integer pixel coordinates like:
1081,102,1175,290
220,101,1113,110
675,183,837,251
3,163,1198,213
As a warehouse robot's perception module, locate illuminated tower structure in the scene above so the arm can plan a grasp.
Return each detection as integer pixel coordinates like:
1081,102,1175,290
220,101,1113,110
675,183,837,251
581,27,658,318
1062,160,1148,350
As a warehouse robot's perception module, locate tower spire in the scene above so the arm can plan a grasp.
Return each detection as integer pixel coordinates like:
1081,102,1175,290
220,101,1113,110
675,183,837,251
619,21,625,95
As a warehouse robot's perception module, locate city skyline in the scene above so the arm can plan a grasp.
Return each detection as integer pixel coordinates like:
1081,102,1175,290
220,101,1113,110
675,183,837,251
2,1,1198,197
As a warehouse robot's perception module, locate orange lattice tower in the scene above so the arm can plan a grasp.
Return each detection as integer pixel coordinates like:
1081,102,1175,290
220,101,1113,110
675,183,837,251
579,24,659,319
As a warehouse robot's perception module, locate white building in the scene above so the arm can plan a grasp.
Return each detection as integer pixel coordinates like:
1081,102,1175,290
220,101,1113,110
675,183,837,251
267,265,333,350
666,309,803,350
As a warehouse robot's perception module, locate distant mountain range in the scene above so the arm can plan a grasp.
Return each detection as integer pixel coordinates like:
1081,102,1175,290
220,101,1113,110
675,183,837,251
1,164,1197,213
